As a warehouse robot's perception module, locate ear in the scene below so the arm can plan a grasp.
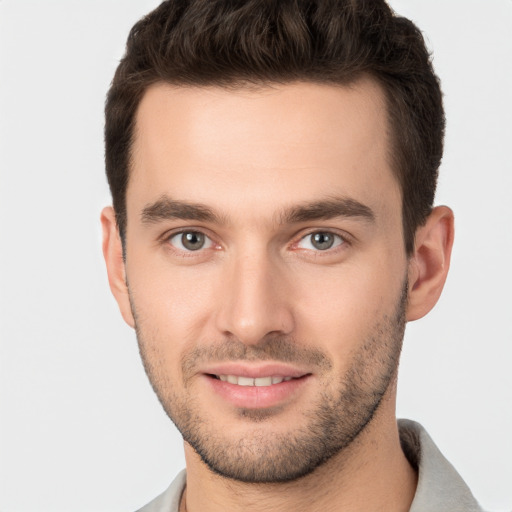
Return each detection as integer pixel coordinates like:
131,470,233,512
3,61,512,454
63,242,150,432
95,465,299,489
406,206,455,321
100,206,135,328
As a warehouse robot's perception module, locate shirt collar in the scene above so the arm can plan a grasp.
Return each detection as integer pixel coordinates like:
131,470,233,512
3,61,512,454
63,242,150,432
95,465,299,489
399,419,484,512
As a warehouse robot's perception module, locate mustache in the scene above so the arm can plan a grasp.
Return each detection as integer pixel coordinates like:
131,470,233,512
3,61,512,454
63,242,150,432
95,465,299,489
181,335,333,378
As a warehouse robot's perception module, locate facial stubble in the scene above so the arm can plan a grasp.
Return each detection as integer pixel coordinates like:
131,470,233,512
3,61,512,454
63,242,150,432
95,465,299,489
132,281,407,484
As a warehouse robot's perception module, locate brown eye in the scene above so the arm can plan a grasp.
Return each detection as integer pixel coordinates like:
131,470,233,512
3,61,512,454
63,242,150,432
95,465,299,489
169,231,212,251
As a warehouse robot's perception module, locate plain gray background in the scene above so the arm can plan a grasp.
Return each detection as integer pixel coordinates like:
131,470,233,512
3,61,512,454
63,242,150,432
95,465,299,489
1,1,511,511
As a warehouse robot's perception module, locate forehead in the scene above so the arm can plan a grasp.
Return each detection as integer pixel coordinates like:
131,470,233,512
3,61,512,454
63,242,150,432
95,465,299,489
129,79,400,222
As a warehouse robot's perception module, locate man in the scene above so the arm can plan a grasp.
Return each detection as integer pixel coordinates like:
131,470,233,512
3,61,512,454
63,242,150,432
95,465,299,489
100,1,483,511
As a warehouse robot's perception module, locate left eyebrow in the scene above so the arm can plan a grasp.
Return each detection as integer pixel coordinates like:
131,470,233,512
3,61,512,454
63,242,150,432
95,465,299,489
278,197,376,224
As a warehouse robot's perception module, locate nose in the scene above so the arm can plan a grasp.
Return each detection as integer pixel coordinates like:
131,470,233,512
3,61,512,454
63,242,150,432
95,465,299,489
214,250,295,345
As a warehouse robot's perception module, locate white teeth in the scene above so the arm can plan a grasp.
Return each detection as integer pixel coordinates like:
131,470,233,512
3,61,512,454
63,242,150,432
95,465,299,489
255,377,272,387
216,375,295,386
238,376,255,386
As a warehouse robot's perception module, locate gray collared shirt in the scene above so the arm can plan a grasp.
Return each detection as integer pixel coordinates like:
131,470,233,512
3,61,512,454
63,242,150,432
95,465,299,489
399,419,484,512
136,419,485,512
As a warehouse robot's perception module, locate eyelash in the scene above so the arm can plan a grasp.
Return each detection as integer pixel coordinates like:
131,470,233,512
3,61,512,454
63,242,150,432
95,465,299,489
161,229,351,256
162,229,218,257
294,231,347,251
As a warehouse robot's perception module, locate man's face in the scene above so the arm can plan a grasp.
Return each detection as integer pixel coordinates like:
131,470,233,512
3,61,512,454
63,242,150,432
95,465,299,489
122,79,410,482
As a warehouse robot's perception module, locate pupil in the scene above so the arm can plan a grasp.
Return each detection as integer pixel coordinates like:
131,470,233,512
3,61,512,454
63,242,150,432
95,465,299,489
312,232,333,250
182,232,204,250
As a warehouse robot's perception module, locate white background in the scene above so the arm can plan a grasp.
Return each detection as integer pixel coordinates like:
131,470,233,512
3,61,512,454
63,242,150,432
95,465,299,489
0,1,511,511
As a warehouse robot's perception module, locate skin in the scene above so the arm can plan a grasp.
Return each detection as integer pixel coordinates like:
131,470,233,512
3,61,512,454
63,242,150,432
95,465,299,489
102,78,454,512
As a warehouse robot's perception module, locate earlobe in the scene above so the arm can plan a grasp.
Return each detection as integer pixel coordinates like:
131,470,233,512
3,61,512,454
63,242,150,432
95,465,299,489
100,206,135,328
406,206,455,321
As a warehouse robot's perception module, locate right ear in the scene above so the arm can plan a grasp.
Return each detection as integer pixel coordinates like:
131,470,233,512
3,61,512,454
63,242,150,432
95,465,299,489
100,207,135,328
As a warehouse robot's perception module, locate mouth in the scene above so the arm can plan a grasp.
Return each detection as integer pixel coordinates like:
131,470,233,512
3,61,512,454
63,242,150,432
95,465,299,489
209,374,298,386
202,366,312,410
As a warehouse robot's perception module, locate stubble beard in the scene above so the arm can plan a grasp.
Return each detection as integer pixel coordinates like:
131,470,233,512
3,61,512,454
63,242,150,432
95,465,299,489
133,282,407,484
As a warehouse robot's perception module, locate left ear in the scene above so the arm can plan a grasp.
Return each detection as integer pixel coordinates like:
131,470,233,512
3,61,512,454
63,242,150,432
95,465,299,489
406,206,455,321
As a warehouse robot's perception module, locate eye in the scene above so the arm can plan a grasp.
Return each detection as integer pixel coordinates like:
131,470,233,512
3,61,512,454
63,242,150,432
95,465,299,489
168,231,213,252
297,231,345,251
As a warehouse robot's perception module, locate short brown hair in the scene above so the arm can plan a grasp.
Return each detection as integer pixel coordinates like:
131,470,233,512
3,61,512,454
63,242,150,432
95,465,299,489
105,0,444,255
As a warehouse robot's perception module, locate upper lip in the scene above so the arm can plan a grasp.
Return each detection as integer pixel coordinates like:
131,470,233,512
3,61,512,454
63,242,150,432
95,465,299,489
201,362,310,379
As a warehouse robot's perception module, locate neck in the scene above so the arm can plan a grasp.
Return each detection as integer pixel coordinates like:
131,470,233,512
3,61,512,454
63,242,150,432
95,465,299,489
181,391,417,512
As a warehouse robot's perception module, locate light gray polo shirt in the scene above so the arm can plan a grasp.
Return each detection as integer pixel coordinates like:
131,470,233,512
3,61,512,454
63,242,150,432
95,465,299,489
136,419,485,512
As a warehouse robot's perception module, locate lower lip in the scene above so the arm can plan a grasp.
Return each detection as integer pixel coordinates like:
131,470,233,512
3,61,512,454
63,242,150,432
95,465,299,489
204,375,310,409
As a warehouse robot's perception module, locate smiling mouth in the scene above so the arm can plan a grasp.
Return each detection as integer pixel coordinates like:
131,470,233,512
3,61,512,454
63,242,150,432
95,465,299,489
209,374,307,387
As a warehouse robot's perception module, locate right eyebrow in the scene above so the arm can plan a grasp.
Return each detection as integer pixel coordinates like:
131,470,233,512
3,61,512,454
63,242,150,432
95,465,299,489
141,196,223,224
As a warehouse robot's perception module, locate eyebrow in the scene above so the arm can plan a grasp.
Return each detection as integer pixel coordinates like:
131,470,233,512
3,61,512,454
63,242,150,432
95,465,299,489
140,195,375,226
141,196,222,224
279,197,375,224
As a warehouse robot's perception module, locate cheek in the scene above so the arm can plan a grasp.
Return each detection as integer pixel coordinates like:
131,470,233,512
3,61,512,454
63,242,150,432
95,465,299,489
126,257,220,352
290,257,405,359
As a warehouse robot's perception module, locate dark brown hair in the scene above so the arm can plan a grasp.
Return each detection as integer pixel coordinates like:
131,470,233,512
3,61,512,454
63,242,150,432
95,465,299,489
105,0,444,254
